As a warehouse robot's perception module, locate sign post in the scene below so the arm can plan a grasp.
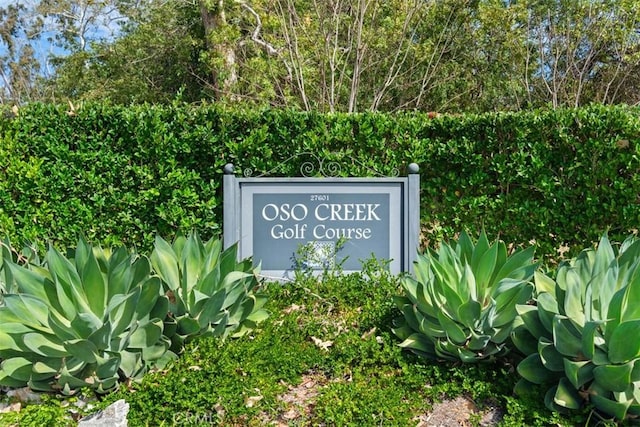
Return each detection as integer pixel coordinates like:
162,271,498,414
223,162,419,279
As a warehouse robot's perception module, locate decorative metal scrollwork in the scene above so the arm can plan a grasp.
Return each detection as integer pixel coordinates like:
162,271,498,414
240,151,400,178
299,153,341,177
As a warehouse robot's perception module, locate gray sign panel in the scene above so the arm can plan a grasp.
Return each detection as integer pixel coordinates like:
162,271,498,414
252,192,390,270
223,166,419,280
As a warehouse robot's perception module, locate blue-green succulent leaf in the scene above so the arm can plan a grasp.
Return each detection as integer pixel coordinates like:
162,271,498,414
593,362,634,392
552,315,582,357
554,377,582,409
609,320,640,364
563,359,594,390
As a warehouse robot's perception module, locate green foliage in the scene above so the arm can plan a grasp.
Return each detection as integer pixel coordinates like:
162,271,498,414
93,266,580,426
150,231,269,352
0,238,42,296
0,103,637,263
0,394,73,427
6,0,640,111
0,236,171,394
102,310,324,426
394,231,537,362
0,232,267,397
0,103,222,251
512,233,640,421
49,1,210,104
501,391,589,427
0,262,585,426
310,367,421,426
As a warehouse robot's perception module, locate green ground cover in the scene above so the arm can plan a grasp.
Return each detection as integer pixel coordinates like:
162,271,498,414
1,262,604,426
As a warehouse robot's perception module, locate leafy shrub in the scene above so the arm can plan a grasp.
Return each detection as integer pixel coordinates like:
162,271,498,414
393,231,537,362
103,311,323,426
512,234,640,420
0,394,72,427
0,103,638,261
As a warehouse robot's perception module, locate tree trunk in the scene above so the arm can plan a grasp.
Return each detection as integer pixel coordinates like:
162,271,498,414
199,0,237,101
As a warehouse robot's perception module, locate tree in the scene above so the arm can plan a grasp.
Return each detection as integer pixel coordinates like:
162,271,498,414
52,0,484,110
0,0,136,104
0,4,43,104
50,1,212,103
36,0,127,51
3,0,640,110
197,0,491,112
524,0,640,108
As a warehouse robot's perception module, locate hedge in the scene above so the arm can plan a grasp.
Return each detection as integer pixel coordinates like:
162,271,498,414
0,102,638,261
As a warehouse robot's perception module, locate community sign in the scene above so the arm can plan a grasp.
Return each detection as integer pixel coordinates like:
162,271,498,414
223,163,420,279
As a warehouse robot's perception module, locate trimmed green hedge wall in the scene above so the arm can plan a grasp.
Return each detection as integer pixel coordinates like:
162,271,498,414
0,103,638,260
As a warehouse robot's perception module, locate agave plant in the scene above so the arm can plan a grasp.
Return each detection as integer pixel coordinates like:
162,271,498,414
0,238,12,295
0,237,171,394
393,231,537,362
0,238,41,296
150,232,269,352
512,234,640,420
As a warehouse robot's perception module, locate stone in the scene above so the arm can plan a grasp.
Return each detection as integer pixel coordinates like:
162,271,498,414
5,387,41,403
78,399,129,427
0,402,21,413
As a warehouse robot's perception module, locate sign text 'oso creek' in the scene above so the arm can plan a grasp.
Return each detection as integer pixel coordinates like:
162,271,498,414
261,201,382,240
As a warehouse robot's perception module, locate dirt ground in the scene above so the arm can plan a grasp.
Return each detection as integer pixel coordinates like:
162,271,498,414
414,395,503,427
260,373,504,426
2,378,504,426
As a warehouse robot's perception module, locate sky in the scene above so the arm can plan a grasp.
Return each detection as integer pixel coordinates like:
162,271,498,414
0,1,62,79
0,0,36,9
0,0,125,69
0,0,129,100
0,0,125,45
